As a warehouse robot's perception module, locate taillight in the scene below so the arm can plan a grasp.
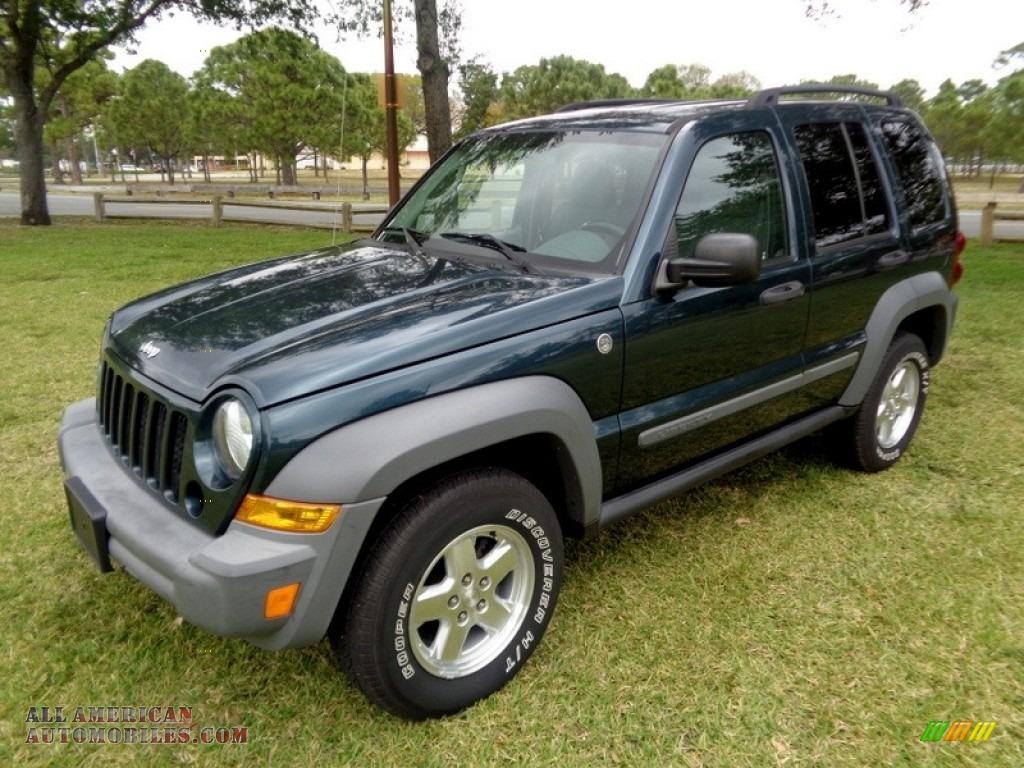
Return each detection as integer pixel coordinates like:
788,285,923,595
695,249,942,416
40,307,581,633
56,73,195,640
950,231,966,287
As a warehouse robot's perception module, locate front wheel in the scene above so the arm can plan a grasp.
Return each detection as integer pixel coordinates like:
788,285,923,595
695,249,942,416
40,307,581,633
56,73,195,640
843,332,931,472
333,469,563,720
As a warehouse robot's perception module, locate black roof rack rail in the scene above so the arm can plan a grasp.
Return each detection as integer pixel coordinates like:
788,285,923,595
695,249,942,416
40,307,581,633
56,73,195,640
746,84,904,109
555,98,682,113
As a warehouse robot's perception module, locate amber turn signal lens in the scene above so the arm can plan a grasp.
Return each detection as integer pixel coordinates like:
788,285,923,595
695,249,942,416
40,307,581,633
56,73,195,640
236,494,340,533
264,583,301,619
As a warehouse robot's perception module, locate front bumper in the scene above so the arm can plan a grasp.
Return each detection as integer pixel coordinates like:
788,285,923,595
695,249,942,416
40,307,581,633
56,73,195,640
58,398,383,650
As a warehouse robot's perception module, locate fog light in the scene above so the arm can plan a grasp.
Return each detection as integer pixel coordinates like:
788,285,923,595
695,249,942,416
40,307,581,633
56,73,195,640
236,494,340,532
265,583,300,619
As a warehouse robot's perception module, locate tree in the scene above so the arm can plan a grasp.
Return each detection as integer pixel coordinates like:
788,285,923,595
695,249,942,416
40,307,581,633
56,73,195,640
709,72,761,99
188,82,246,182
642,65,688,99
995,41,1024,70
818,74,881,91
335,0,461,163
105,60,189,183
500,56,633,119
453,58,498,139
41,57,117,184
1,0,319,224
642,64,759,100
888,78,926,112
196,28,348,187
400,74,427,135
990,71,1024,177
336,73,416,197
0,99,14,160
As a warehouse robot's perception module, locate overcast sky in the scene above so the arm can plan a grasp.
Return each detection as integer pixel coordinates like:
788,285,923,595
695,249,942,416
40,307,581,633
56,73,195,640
112,0,1022,97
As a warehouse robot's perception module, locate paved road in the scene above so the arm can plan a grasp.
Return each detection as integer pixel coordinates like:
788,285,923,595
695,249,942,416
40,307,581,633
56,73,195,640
3,192,1023,241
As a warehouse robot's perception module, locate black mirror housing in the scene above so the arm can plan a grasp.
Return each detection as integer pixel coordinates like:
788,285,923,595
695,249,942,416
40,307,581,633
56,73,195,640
664,233,761,288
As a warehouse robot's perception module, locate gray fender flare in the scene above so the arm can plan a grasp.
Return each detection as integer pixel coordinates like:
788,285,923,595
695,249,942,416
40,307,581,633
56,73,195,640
264,376,603,530
839,271,957,407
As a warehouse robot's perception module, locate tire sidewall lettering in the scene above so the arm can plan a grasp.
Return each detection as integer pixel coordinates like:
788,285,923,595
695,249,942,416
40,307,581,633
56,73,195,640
384,494,562,708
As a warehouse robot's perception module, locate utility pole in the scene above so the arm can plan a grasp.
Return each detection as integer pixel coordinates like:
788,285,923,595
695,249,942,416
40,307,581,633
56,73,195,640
383,0,401,206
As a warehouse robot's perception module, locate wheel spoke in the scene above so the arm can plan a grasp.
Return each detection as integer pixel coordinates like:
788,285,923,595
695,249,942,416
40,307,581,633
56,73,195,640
412,582,455,624
444,537,480,582
476,596,514,634
479,539,519,586
437,617,473,662
889,366,906,393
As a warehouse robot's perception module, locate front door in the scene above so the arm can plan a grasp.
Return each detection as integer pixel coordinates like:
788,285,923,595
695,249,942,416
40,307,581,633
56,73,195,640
616,125,811,490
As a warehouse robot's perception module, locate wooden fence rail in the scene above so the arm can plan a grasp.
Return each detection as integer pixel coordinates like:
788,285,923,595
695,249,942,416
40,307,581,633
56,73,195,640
91,192,389,232
980,202,1024,246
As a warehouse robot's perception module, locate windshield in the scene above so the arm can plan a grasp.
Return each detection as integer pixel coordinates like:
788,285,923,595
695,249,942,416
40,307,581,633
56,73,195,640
380,129,666,275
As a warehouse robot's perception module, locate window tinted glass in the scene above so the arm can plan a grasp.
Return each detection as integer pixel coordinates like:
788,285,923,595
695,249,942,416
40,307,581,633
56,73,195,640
675,132,788,262
846,122,890,237
794,123,864,247
881,120,948,229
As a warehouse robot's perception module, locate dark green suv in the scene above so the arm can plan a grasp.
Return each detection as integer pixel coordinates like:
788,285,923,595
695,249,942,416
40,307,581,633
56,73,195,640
59,85,965,719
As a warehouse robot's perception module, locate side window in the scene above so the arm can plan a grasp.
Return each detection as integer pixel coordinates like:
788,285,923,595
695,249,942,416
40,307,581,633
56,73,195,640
880,119,949,230
675,132,788,263
846,122,889,237
794,122,891,248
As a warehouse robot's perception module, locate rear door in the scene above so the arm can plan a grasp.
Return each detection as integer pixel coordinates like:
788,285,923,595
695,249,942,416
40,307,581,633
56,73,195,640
774,104,910,406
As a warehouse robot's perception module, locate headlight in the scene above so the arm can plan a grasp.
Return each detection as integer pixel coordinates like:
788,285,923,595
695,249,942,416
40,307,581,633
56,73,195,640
212,398,254,479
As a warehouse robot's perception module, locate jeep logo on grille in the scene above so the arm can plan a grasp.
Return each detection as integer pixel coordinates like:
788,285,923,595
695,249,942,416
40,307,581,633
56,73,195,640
139,341,161,359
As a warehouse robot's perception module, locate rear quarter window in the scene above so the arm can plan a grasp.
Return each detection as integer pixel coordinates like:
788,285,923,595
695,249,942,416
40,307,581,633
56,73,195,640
879,120,949,230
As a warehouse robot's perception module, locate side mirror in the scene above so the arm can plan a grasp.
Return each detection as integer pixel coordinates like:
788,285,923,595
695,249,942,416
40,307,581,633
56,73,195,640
663,233,761,288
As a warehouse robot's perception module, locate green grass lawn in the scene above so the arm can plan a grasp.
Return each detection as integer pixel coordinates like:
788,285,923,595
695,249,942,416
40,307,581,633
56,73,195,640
1,221,1021,767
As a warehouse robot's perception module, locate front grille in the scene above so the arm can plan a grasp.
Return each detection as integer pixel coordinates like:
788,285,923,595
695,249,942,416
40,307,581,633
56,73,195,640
98,359,189,504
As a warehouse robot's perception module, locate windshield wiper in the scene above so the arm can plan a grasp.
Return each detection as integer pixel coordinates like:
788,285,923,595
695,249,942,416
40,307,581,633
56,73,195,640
440,232,532,274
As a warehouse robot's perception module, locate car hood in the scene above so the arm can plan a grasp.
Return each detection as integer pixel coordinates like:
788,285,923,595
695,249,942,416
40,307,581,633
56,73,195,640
107,242,616,405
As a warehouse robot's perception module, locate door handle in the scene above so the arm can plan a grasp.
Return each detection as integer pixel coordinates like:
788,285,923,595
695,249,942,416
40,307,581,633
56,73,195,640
878,250,910,270
760,280,805,306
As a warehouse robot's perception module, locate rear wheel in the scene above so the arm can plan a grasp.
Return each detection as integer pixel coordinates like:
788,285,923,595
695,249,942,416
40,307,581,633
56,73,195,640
333,468,563,719
843,332,930,472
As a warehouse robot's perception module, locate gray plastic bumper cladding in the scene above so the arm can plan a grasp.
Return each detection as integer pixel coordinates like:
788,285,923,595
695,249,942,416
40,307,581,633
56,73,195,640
58,397,383,650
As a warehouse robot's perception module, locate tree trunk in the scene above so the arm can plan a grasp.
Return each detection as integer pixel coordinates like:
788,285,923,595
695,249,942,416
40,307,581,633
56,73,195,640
282,160,296,186
414,0,453,164
8,51,53,224
361,156,370,200
50,139,65,184
67,136,83,185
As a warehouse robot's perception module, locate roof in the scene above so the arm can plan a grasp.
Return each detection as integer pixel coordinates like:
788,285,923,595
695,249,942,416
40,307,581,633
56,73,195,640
482,85,905,136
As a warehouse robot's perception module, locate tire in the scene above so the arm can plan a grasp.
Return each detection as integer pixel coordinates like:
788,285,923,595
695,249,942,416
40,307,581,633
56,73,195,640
333,469,563,720
844,332,930,472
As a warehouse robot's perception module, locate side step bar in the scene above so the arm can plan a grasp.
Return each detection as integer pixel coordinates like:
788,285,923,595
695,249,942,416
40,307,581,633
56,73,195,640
598,406,851,529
